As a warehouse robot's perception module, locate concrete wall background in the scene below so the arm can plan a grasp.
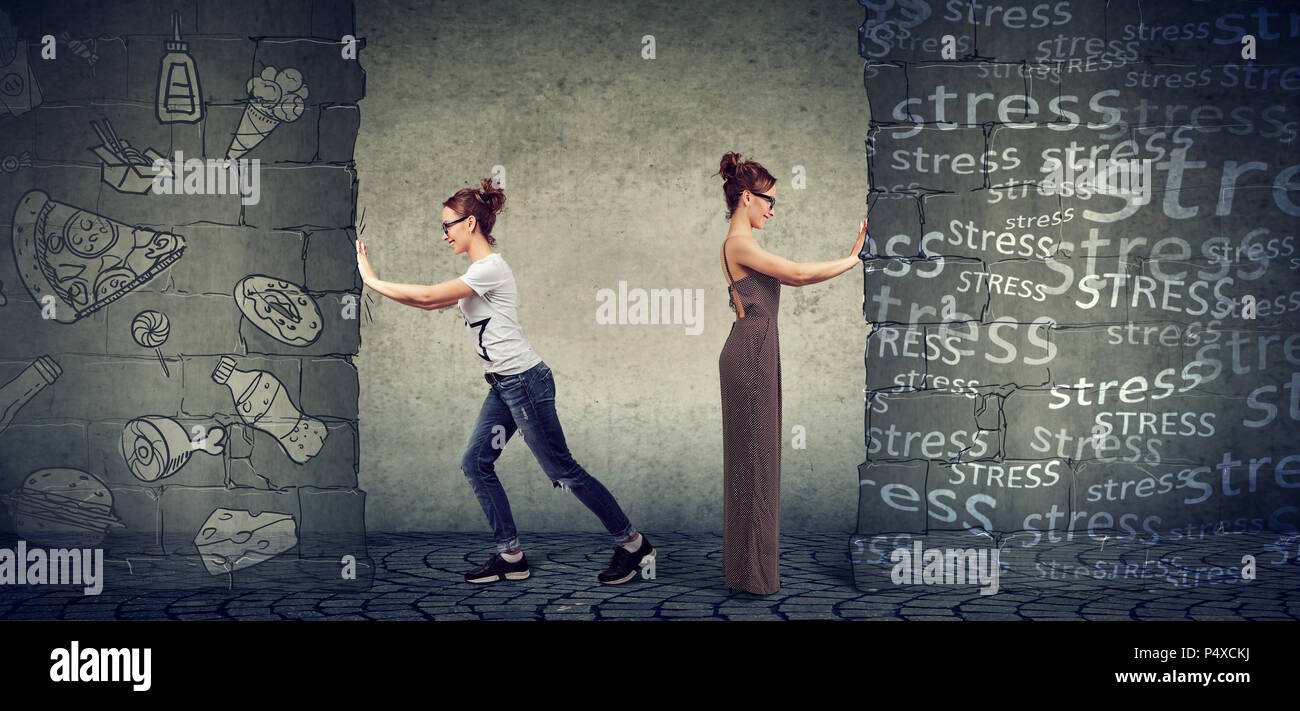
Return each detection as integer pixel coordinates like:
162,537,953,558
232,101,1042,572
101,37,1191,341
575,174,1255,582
354,0,871,533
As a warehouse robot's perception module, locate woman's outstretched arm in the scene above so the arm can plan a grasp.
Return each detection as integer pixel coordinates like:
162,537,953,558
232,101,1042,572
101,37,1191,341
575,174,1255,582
731,217,867,287
357,240,474,310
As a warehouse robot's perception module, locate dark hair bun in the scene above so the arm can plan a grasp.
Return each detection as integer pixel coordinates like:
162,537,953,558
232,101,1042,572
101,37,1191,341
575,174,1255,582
477,177,506,214
718,152,742,181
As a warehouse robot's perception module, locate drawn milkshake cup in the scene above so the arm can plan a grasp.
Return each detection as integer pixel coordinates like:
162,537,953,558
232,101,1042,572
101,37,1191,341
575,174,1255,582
0,355,61,436
121,415,224,482
211,356,326,464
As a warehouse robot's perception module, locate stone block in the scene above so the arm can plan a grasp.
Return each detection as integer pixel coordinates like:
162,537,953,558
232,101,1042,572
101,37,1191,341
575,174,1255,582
158,484,300,555
163,224,305,296
857,460,928,534
318,105,359,162
297,486,366,558
243,164,355,228
246,420,356,488
105,291,244,357
299,355,357,420
867,389,999,461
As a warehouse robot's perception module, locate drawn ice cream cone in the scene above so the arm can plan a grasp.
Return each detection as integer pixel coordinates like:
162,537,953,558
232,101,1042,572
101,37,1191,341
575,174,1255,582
226,103,281,160
225,65,308,160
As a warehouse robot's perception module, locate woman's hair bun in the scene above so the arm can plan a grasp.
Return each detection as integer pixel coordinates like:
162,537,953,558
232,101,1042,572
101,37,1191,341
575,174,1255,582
718,152,743,181
477,177,506,214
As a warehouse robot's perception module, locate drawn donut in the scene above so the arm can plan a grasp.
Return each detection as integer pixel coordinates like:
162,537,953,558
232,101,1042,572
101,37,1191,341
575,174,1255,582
234,274,322,347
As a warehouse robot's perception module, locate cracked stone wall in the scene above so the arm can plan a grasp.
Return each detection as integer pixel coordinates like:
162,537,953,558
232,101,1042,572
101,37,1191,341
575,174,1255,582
854,0,1300,587
0,1,370,590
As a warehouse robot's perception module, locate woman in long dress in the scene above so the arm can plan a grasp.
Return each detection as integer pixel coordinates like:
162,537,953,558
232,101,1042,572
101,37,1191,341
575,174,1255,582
716,153,865,594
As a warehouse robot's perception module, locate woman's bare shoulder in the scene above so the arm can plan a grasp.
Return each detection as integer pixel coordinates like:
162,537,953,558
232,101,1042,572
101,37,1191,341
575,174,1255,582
722,234,756,279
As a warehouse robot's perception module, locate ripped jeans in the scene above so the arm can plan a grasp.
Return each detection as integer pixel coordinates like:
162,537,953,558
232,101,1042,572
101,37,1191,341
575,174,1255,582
461,361,638,553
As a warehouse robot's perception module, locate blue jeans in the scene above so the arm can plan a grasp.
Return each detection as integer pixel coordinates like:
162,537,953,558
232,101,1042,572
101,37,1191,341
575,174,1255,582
461,361,638,553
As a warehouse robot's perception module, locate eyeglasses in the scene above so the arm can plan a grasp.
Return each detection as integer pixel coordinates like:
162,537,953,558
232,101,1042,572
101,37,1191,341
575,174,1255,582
748,190,775,210
442,214,470,235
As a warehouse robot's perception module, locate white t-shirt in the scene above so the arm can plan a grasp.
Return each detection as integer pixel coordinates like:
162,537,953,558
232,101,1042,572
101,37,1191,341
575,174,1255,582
457,252,542,375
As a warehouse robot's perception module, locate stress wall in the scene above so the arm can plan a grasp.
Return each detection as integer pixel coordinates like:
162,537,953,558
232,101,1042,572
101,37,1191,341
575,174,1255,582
854,0,1300,587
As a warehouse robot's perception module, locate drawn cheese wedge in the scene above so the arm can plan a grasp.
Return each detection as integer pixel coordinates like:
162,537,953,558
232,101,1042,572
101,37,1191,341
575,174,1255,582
194,508,297,575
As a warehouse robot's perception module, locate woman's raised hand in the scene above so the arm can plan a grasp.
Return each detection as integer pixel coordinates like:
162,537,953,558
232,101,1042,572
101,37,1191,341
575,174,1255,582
851,217,868,260
356,240,377,284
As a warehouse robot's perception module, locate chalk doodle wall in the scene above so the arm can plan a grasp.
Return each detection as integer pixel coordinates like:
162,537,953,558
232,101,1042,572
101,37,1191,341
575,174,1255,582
0,2,369,590
854,0,1300,585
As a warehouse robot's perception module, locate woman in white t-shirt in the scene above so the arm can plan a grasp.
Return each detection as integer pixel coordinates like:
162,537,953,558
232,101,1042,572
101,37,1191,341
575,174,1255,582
356,178,656,585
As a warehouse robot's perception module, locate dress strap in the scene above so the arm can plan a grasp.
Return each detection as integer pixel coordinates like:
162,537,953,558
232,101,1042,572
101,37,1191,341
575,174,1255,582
721,240,746,318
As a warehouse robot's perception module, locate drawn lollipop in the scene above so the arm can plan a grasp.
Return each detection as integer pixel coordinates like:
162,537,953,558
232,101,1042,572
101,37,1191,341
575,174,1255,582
132,309,171,376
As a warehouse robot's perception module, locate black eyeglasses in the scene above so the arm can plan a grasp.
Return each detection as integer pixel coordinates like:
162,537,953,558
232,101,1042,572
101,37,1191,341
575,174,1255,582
748,190,775,210
442,214,470,235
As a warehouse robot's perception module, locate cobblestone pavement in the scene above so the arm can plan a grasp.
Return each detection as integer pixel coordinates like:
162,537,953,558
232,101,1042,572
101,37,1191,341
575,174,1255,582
1,532,1298,620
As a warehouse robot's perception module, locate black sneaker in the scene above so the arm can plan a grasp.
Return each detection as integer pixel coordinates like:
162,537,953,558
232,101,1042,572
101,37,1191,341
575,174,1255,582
465,552,530,583
598,535,656,584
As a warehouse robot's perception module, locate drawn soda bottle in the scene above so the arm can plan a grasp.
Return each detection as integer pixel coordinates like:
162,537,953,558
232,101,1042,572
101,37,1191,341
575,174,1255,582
0,355,61,437
210,356,326,464
155,10,203,124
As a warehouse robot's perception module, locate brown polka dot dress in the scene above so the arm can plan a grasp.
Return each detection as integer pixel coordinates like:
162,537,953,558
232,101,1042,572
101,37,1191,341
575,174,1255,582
719,239,782,595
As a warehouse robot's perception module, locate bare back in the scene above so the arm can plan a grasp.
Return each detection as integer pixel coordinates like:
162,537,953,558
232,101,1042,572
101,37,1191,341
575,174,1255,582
722,235,756,281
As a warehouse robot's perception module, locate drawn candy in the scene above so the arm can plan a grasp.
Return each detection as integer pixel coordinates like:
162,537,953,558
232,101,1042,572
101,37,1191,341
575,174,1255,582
131,309,171,376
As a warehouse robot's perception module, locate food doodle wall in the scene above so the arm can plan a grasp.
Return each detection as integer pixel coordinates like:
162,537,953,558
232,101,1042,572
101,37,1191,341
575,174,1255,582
0,2,369,590
854,0,1300,588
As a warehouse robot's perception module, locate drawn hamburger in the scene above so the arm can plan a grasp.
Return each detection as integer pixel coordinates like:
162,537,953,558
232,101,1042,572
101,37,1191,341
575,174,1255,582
2,468,125,546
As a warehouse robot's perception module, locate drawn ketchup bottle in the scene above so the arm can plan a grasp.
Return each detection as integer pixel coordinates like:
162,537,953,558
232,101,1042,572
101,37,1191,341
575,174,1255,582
155,10,203,124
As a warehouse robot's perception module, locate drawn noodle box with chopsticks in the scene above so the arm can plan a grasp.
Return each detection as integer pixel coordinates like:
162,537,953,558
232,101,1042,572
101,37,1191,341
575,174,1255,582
88,119,171,194
10,191,186,323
